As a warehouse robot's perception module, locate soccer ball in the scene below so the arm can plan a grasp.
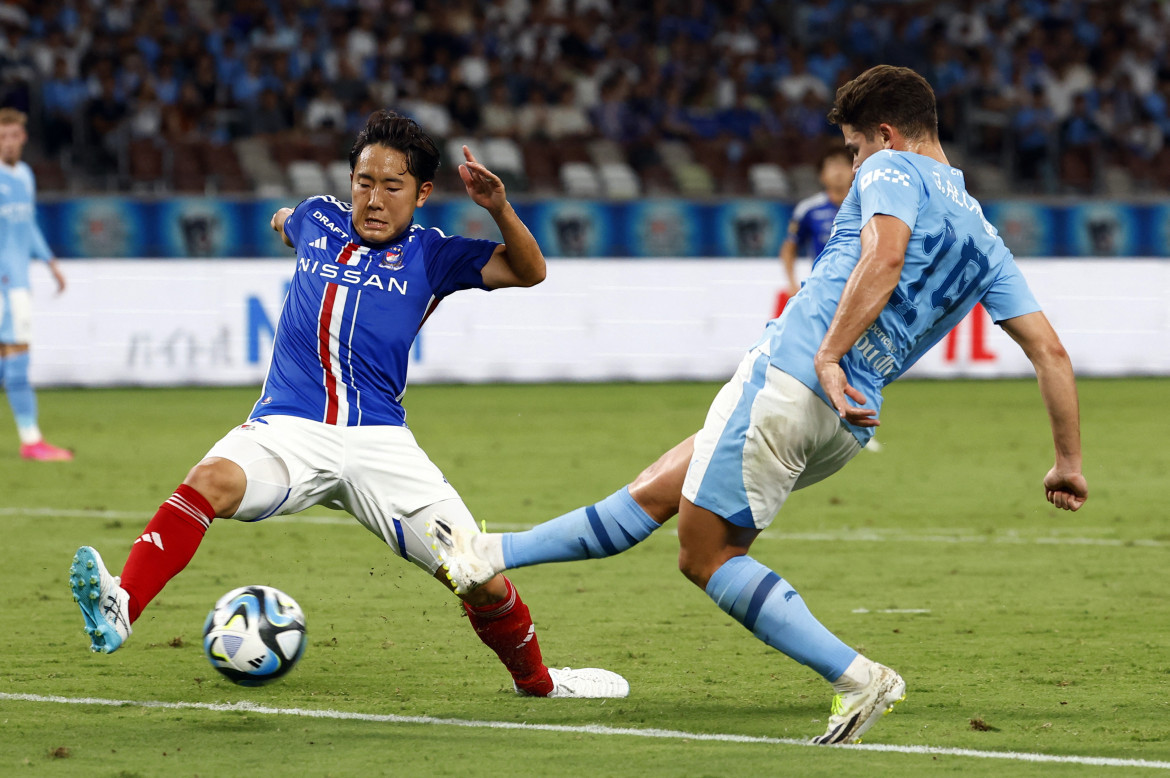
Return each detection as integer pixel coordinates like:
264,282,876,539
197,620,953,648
202,585,307,686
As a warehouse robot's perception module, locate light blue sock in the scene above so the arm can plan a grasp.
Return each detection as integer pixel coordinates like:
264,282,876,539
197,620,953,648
502,486,661,568
3,352,39,439
705,555,857,681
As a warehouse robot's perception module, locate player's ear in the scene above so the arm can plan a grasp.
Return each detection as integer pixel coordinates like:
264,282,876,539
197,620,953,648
880,124,894,148
415,180,433,207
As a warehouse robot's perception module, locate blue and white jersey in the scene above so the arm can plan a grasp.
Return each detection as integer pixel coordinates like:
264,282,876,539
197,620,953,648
251,195,498,427
787,191,839,269
0,160,53,291
760,150,1040,444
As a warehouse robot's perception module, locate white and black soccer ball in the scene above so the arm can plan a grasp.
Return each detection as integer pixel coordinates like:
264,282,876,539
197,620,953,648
202,585,307,686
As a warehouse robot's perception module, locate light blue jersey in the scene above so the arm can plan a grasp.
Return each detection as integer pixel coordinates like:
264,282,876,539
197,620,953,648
0,161,53,292
760,149,1040,444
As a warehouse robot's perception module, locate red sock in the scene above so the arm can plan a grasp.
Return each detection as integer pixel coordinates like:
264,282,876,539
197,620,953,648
463,577,554,696
119,484,214,623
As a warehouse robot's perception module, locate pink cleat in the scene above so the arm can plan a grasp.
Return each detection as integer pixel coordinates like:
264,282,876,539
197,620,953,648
20,440,74,461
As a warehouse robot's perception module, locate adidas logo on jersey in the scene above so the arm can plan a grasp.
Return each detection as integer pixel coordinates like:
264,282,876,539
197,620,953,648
309,236,328,250
134,531,165,550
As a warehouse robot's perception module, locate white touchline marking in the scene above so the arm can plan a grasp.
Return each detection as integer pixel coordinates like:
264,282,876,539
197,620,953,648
1,693,1168,770
7,506,1165,548
851,608,932,614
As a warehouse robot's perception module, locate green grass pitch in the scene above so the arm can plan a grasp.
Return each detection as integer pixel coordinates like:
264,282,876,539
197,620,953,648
1,378,1167,776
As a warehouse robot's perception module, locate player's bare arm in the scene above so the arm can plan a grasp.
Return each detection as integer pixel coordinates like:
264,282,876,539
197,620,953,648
271,207,295,248
779,236,800,296
1000,311,1088,512
459,146,546,289
47,257,66,294
814,214,910,425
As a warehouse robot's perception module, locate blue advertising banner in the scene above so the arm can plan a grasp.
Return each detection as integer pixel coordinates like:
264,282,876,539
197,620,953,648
980,200,1057,258
1063,202,1142,257
34,196,1170,259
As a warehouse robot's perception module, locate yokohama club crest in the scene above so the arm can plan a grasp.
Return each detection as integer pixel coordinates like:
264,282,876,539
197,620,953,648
378,246,405,271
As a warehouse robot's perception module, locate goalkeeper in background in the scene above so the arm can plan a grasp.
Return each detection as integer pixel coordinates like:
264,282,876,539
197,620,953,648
0,108,71,461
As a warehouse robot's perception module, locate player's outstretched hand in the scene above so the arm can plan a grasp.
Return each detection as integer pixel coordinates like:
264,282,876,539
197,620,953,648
271,207,294,247
1044,467,1088,511
814,357,879,427
458,146,507,214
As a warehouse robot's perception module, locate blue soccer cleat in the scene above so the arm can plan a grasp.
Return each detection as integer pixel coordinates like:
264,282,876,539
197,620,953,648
70,546,132,654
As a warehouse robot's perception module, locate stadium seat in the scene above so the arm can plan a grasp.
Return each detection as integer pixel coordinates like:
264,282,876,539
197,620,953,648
326,159,352,198
560,162,603,197
520,139,559,194
171,140,210,193
446,136,477,167
598,162,641,199
673,162,716,196
655,140,695,167
205,143,252,193
481,137,527,191
587,138,625,167
128,139,165,192
29,159,67,193
256,181,289,198
234,138,283,192
287,160,329,197
748,163,791,198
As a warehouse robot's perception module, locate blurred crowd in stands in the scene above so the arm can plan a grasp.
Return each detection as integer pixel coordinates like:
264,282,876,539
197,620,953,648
2,0,1170,198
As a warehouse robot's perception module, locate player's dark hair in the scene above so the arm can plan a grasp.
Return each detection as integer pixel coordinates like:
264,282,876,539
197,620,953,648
826,65,938,141
817,145,853,171
349,110,440,184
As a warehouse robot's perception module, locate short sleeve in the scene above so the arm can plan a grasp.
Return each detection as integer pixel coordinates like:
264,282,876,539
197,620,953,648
282,198,319,248
857,152,921,232
981,257,1041,323
421,228,499,297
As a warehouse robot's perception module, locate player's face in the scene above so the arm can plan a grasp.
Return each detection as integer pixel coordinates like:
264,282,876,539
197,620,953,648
839,124,890,173
350,144,433,243
820,158,854,206
0,123,27,165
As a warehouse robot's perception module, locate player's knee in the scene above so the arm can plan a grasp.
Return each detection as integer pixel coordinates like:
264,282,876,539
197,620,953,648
628,471,675,523
629,438,693,524
183,458,247,518
678,545,714,589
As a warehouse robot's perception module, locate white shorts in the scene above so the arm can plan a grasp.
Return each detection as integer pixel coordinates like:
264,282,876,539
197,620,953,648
682,348,861,529
0,287,32,344
204,415,475,574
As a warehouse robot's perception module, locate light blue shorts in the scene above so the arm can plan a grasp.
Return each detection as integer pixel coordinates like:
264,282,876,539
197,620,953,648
682,348,861,529
0,287,32,344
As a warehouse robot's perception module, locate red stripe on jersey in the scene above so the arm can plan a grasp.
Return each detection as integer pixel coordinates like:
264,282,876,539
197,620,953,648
418,296,442,333
318,283,340,424
318,241,358,425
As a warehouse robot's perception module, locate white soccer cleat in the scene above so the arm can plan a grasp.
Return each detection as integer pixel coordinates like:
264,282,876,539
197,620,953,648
427,517,502,595
516,667,631,699
69,546,132,654
812,662,905,745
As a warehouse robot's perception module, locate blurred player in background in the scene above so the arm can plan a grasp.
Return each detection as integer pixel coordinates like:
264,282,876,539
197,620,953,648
0,108,71,461
70,110,627,699
433,66,1087,742
776,145,853,308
